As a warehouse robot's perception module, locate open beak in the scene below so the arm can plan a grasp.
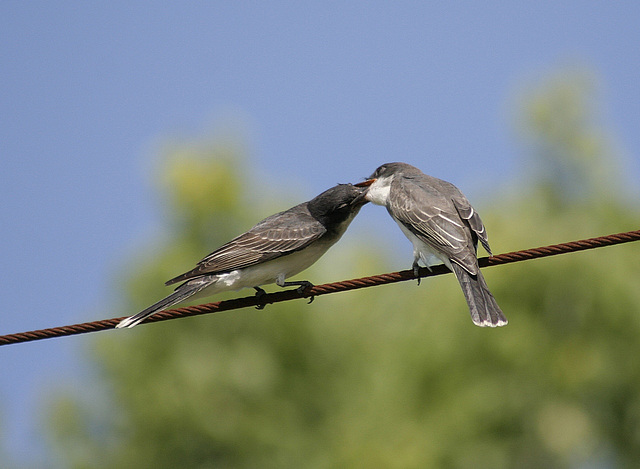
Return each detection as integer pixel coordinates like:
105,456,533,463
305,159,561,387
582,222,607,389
354,178,376,188
351,178,376,206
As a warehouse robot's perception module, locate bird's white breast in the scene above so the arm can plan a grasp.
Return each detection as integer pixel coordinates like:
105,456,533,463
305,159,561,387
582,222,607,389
365,176,392,206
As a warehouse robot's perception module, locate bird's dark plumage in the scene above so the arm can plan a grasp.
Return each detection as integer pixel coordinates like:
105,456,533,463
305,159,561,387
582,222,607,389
117,183,367,328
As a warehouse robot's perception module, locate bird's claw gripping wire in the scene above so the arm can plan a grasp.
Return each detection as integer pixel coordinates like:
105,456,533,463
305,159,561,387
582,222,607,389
412,262,421,286
412,261,435,286
254,286,267,310
254,281,315,309
280,280,315,304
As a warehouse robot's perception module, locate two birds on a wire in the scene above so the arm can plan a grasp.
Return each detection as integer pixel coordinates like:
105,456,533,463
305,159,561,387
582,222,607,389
117,162,507,329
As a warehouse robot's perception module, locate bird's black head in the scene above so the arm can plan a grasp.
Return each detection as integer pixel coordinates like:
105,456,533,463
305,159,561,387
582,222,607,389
307,183,368,227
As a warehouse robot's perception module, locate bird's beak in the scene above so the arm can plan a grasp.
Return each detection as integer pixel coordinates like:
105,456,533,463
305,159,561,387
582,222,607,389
351,178,376,206
354,178,376,188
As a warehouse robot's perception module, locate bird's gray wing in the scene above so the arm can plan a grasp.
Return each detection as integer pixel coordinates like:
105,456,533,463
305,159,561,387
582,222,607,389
450,196,491,255
165,207,326,285
388,176,479,274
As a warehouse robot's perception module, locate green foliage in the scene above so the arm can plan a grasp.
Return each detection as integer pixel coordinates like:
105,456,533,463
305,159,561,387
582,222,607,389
47,73,640,468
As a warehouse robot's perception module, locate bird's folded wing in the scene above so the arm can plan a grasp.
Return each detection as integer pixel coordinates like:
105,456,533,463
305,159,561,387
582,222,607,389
451,197,492,255
388,177,479,274
165,212,326,285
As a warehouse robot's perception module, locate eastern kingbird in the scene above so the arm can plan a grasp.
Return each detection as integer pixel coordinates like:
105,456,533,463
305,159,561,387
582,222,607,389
358,162,507,327
116,183,369,328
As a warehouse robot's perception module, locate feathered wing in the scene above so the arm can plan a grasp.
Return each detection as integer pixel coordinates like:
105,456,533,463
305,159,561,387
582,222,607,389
387,176,479,274
388,175,507,327
165,206,327,285
451,196,492,256
117,205,328,329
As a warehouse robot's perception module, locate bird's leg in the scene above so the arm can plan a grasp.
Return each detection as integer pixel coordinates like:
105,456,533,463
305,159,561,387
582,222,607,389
276,278,315,304
412,259,434,285
412,260,423,286
254,286,267,310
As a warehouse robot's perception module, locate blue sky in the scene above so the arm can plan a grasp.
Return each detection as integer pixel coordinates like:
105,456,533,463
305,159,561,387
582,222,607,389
1,2,639,465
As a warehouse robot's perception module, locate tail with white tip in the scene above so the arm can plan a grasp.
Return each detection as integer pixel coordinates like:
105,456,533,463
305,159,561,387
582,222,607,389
116,277,216,329
451,263,508,327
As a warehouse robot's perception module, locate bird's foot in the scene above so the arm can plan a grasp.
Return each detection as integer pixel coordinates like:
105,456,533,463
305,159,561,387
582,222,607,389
280,280,315,304
412,262,421,286
254,286,267,310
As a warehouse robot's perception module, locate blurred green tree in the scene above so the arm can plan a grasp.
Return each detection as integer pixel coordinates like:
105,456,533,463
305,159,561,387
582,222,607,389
47,72,640,469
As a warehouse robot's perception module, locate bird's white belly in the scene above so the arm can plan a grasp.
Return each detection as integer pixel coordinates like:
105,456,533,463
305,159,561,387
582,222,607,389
193,239,332,299
395,219,452,269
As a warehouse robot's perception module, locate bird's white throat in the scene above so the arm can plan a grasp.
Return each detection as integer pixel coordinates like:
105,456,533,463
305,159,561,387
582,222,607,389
365,176,393,205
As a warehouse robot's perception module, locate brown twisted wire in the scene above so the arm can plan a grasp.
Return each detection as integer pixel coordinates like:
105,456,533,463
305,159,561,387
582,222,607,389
1,229,638,347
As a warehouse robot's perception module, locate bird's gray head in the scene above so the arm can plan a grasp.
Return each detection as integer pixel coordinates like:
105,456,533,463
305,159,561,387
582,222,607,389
353,162,423,206
354,162,423,189
307,183,368,227
368,162,421,179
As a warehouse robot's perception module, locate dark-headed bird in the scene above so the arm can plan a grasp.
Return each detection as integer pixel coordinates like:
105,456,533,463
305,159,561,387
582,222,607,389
117,183,369,328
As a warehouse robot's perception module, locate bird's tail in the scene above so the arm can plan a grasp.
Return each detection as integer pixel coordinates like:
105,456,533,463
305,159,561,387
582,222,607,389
450,263,508,327
116,277,216,329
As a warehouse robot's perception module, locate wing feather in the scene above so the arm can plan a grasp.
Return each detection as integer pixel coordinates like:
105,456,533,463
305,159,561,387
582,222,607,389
452,198,492,255
165,206,326,285
388,176,481,274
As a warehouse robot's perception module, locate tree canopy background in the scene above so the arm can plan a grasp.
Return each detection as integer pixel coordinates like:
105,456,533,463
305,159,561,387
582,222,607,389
46,72,640,468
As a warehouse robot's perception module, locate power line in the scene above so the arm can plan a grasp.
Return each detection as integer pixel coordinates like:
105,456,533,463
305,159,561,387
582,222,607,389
1,229,639,347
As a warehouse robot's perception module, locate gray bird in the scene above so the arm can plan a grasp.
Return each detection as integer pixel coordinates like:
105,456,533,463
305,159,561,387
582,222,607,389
116,183,369,328
357,162,507,327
